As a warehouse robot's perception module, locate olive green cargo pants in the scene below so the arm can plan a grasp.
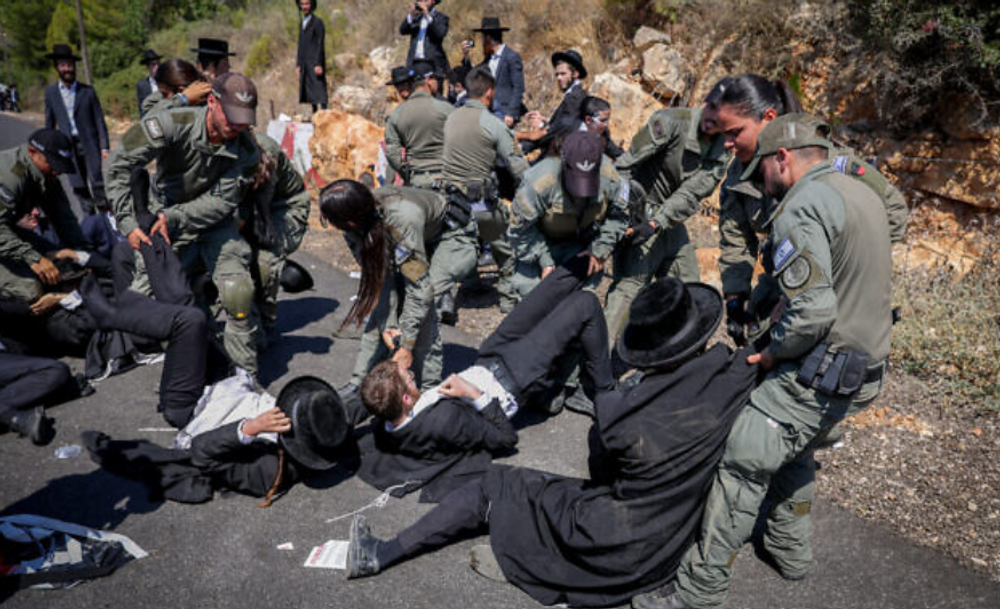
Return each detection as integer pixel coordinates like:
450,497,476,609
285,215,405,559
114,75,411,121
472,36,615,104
604,223,700,345
675,362,884,608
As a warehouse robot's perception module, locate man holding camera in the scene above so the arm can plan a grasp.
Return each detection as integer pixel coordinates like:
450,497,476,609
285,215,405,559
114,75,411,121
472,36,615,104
400,0,450,81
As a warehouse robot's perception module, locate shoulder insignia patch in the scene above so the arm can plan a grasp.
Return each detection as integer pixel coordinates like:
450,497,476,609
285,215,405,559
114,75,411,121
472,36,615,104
781,256,811,289
850,162,866,177
832,155,849,174
0,185,15,204
394,243,412,265
773,236,796,270
144,117,164,140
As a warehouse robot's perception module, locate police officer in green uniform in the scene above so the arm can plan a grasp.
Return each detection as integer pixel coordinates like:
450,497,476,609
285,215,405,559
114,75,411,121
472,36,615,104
0,130,87,302
508,130,628,298
105,73,262,375
507,130,627,416
634,114,894,609
384,60,454,189
321,179,478,400
243,131,311,348
440,66,529,313
708,77,908,347
603,82,731,345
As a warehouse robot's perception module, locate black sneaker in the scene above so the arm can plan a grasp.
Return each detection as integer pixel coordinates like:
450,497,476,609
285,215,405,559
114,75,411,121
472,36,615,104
632,582,692,609
347,515,382,579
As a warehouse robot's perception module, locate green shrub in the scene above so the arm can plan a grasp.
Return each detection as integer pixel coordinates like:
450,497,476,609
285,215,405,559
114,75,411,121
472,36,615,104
847,0,1000,130
892,252,1000,412
94,63,146,119
245,34,277,78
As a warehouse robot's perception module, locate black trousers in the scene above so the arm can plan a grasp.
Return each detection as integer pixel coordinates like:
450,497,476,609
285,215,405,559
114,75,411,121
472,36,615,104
0,353,72,421
82,277,208,428
385,478,490,566
477,262,613,399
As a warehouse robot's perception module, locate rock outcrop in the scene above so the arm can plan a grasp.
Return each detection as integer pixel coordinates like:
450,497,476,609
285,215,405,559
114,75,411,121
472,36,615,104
309,109,383,184
590,72,663,149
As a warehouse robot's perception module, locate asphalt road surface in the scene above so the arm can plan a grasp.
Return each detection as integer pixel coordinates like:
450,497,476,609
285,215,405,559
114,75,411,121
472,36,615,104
1,112,998,608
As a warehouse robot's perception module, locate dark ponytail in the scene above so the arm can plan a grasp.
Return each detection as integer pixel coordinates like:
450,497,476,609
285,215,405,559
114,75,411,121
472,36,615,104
718,74,803,119
319,179,388,328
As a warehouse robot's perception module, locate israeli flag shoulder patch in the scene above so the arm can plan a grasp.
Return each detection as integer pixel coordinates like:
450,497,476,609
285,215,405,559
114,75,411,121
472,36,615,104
144,117,164,140
773,236,796,270
394,243,412,265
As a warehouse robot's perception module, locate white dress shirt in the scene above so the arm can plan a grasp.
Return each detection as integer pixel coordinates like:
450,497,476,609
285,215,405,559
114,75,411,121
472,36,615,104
488,44,506,77
58,81,79,137
407,9,436,59
302,14,312,30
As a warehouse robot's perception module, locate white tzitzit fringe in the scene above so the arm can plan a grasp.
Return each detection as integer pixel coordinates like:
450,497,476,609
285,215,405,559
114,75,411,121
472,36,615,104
324,482,417,523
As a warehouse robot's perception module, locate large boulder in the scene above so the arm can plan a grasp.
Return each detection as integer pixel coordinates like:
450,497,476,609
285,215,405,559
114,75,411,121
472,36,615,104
329,85,378,117
633,26,671,50
590,72,663,144
309,109,384,183
640,43,689,100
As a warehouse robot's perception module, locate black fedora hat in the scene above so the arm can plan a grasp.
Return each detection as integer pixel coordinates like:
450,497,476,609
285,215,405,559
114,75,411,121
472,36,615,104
276,376,352,471
617,279,723,369
386,66,416,86
280,259,314,293
551,49,587,79
45,44,81,62
139,49,162,65
472,17,510,32
190,38,236,57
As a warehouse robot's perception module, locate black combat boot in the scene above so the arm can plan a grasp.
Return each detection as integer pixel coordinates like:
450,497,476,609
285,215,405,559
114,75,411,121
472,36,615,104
437,292,457,326
4,407,55,446
347,515,383,579
632,582,693,609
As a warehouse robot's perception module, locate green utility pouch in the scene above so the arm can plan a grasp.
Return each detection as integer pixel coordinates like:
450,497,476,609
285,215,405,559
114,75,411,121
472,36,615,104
797,342,869,397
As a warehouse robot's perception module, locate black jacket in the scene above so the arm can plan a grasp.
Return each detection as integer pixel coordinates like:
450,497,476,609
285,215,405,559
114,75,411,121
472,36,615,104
482,344,758,607
400,9,450,76
297,14,328,105
136,77,155,116
44,81,109,191
463,45,525,120
190,421,304,498
358,397,517,503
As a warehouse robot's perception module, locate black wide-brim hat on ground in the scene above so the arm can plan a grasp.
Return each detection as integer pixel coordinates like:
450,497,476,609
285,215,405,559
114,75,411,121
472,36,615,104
551,49,587,79
190,38,236,57
473,17,510,32
280,259,314,293
277,376,352,471
45,44,81,62
617,279,724,369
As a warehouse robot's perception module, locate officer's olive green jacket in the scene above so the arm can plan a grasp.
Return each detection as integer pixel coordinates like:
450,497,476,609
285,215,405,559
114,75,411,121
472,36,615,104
384,90,454,179
0,144,86,266
440,99,528,192
252,133,310,256
766,161,893,363
140,89,187,118
374,186,449,350
105,106,260,239
718,148,909,298
508,156,629,267
616,107,728,229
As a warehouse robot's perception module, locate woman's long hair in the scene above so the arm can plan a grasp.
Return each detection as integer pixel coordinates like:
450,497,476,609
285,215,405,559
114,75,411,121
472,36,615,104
718,74,803,119
319,179,388,328
154,58,204,96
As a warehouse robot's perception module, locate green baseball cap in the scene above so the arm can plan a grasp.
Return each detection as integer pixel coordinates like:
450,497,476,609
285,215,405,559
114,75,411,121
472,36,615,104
741,113,832,180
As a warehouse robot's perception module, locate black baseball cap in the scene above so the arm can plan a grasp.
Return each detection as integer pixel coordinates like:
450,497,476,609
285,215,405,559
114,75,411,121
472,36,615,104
28,129,76,175
561,131,603,198
212,73,258,125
